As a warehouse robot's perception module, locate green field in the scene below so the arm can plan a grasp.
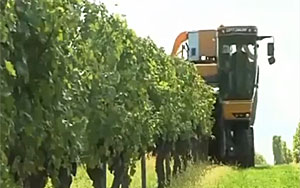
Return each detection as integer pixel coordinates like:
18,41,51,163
169,164,300,188
46,159,300,188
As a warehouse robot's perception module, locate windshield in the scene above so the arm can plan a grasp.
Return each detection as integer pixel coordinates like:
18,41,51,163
218,38,258,100
222,43,256,62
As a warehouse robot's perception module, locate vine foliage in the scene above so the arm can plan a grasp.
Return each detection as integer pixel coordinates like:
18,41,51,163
0,0,215,187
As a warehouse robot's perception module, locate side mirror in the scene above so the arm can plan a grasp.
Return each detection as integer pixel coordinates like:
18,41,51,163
267,43,274,56
268,56,275,65
267,43,275,64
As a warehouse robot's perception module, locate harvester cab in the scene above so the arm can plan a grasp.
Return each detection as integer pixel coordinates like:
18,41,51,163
217,26,275,122
171,25,275,167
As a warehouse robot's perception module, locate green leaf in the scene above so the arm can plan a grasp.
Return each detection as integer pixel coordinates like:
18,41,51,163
5,61,16,77
58,30,64,41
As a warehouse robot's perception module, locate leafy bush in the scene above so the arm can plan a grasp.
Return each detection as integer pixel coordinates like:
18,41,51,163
0,0,215,187
255,153,267,165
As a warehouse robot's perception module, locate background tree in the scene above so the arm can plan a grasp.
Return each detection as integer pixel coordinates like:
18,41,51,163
293,122,300,163
281,141,293,164
272,136,284,165
272,136,293,165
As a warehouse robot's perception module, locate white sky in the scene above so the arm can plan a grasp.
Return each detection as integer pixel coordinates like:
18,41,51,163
99,0,300,164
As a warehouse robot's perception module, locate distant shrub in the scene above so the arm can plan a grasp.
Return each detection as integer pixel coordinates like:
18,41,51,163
255,153,267,165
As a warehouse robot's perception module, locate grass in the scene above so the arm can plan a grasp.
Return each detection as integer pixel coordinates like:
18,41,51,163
167,163,215,188
209,164,300,188
168,163,300,188
46,160,300,188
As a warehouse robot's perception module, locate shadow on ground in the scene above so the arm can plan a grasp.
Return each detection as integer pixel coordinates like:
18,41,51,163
253,165,272,169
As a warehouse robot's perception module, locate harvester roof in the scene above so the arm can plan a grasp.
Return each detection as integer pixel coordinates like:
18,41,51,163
218,26,258,36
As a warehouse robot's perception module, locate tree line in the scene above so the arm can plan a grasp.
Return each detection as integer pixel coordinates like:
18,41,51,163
272,122,300,164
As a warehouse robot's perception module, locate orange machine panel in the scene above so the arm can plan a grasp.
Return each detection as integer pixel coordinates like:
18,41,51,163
198,30,216,57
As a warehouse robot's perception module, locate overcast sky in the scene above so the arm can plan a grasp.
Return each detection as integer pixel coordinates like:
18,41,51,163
99,0,300,164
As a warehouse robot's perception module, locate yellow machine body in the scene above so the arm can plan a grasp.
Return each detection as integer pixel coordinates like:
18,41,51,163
194,63,218,84
222,100,253,121
171,28,256,122
171,25,275,167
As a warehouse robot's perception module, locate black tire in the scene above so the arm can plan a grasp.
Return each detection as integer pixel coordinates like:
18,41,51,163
248,127,255,167
250,91,258,125
235,126,255,167
209,101,226,163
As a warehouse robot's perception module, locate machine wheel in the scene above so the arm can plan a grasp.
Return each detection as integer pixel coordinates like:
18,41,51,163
208,119,225,163
209,100,226,163
250,91,258,125
248,127,255,167
235,126,255,167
